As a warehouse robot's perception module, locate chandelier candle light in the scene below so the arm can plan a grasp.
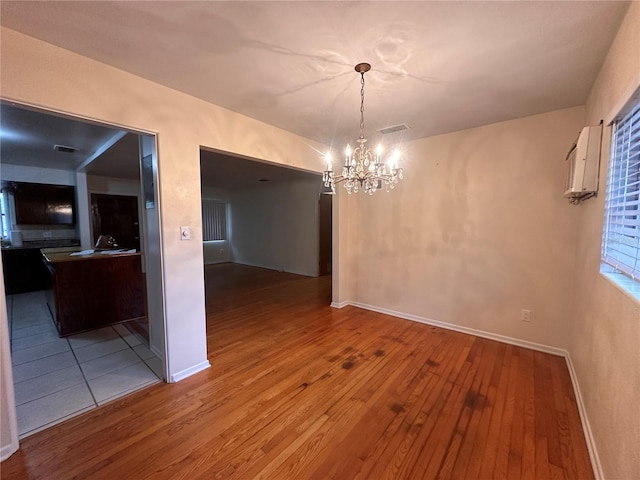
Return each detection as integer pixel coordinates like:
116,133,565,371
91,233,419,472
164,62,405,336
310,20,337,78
323,62,403,195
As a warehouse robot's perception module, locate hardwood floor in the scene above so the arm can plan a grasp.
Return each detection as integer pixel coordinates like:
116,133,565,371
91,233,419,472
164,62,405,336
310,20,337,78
2,263,593,479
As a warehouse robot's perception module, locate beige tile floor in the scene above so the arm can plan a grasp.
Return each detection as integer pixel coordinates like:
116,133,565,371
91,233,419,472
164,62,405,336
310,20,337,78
8,291,163,438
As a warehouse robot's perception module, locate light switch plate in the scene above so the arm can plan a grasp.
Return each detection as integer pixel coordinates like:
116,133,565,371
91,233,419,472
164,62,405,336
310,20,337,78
180,226,191,240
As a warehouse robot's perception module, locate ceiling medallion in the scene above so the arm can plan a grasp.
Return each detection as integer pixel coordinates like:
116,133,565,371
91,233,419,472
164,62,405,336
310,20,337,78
323,63,403,195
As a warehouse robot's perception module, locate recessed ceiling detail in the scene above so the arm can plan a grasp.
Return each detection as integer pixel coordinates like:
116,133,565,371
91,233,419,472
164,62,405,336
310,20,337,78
200,149,320,190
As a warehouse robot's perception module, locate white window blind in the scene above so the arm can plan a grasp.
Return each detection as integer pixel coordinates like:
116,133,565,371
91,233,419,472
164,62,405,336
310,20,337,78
602,101,640,280
202,200,227,241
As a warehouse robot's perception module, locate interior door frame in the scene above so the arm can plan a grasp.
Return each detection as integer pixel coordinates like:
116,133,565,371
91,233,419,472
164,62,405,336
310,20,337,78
0,100,168,457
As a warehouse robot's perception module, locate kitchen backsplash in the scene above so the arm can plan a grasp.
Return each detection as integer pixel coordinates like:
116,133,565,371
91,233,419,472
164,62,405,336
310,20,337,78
9,225,79,246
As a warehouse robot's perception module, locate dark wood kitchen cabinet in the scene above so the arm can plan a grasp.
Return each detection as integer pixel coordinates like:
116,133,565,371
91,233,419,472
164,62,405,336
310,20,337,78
8,182,76,225
1,248,52,294
91,194,140,250
42,250,145,336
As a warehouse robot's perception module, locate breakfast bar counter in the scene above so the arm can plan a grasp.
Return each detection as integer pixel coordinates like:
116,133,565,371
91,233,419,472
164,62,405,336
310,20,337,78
41,248,145,336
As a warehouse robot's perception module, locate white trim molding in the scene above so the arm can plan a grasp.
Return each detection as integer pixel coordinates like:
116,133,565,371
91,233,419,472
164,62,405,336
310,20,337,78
149,344,164,362
0,289,19,462
232,260,316,278
564,353,604,480
338,300,603,478
169,360,211,383
349,301,566,356
330,301,350,309
0,439,19,462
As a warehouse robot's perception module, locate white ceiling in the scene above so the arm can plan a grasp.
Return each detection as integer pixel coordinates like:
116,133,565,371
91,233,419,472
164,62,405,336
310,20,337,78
0,1,630,189
0,103,126,171
0,1,630,150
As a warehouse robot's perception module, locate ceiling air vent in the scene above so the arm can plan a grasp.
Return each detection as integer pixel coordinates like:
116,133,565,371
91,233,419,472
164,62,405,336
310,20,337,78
53,144,78,153
377,124,410,135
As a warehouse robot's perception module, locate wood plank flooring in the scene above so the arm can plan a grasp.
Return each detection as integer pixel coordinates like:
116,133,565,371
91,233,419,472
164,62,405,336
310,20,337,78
2,263,593,479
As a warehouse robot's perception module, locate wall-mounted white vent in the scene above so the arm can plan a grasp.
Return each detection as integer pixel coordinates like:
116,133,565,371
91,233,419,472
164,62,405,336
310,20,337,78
564,125,602,201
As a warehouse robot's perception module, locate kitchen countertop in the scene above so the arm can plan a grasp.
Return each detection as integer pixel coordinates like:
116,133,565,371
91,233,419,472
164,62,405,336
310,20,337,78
38,247,145,337
41,248,140,263
2,239,81,251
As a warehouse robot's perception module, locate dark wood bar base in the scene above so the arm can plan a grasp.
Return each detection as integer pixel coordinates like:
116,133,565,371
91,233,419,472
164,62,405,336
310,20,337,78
43,251,145,336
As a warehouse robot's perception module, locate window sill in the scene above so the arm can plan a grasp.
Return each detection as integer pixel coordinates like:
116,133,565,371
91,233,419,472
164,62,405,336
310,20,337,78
600,264,640,305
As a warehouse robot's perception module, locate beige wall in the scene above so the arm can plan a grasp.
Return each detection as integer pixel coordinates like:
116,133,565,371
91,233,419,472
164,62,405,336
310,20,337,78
0,26,332,456
573,3,640,479
332,187,359,306
230,179,322,277
351,106,584,348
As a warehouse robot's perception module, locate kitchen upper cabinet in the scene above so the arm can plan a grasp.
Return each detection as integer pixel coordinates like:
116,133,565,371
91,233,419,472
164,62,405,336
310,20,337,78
7,182,76,225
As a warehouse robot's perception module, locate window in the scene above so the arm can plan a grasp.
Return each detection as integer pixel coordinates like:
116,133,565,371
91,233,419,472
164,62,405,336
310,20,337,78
0,192,9,239
202,199,227,241
601,97,640,297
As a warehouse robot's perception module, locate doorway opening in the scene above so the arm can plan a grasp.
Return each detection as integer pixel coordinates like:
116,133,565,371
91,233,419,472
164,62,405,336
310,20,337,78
0,101,166,437
318,193,332,277
199,147,332,327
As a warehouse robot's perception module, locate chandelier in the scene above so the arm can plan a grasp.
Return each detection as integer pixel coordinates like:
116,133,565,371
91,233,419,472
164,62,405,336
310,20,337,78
323,62,403,195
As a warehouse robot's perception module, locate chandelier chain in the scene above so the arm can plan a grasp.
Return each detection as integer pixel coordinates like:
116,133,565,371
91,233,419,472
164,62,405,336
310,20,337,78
359,73,365,140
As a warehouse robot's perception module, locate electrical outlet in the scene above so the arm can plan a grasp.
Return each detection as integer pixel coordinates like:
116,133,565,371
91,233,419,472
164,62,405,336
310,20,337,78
521,309,532,322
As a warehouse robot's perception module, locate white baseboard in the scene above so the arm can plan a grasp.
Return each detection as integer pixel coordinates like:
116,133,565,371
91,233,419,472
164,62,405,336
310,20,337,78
149,343,164,360
349,301,566,356
564,353,604,480
204,260,231,266
339,300,602,478
1,439,19,462
232,260,315,278
330,301,350,309
229,260,275,271
169,360,210,383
